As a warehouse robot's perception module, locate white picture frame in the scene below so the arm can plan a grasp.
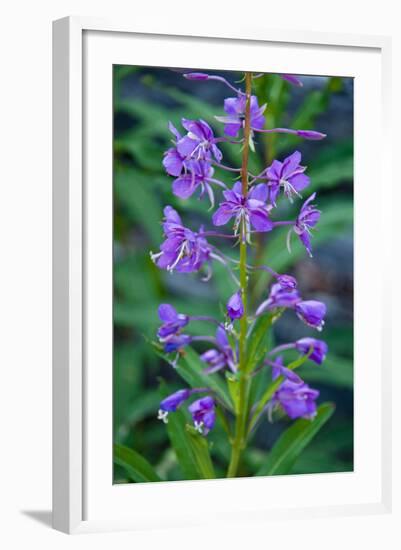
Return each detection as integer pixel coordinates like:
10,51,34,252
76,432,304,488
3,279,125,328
52,16,392,534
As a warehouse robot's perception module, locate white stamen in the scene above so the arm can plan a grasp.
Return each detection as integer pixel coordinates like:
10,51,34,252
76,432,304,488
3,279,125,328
167,241,189,272
224,321,234,332
157,409,169,424
205,184,215,210
280,178,302,202
267,403,276,423
150,250,163,263
201,264,213,282
194,421,204,434
286,228,293,254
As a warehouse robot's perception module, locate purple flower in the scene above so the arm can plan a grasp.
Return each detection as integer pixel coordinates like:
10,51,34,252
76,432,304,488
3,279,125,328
188,396,216,434
279,74,303,87
256,282,301,315
295,300,326,331
183,72,242,95
269,359,319,420
296,130,326,140
163,334,192,353
200,326,237,373
151,206,211,273
163,122,187,176
176,119,222,163
253,127,326,140
200,348,226,373
212,181,273,237
272,357,303,384
163,119,222,177
157,304,189,340
183,72,209,80
266,151,310,203
226,290,244,320
276,274,298,290
295,337,328,364
256,281,327,331
158,387,210,423
159,389,191,413
274,379,319,420
163,148,186,177
292,193,321,257
172,160,225,207
215,95,266,137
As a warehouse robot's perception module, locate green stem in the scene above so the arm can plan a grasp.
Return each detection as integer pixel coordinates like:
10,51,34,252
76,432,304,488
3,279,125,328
227,72,253,478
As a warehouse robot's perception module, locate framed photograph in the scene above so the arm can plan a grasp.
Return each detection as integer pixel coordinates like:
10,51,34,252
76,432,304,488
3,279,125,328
52,16,392,534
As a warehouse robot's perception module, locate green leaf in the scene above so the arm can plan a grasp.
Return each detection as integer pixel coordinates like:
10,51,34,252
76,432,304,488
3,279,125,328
246,311,281,372
308,155,353,192
164,406,202,479
298,354,353,389
114,167,162,245
163,396,216,480
186,426,216,479
249,375,284,432
256,402,335,476
113,443,162,482
226,372,240,414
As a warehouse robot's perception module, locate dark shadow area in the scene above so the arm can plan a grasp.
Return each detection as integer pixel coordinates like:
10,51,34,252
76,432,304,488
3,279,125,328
21,510,52,528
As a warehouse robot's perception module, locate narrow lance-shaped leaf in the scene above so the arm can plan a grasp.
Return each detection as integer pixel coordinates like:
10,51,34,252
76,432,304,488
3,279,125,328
113,443,162,483
257,402,335,476
245,311,282,373
186,425,216,479
160,384,216,480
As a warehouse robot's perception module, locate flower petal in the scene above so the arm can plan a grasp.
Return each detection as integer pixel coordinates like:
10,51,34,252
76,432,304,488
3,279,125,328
298,230,312,256
248,206,273,232
163,149,184,176
224,122,242,137
212,205,234,226
279,74,303,87
290,172,310,192
282,151,302,178
168,121,182,140
158,303,178,322
216,325,229,347
176,135,197,157
249,183,268,202
224,96,242,115
172,175,198,199
163,206,182,225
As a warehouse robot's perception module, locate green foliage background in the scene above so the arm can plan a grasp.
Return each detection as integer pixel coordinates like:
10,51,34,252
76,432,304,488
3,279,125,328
113,66,354,482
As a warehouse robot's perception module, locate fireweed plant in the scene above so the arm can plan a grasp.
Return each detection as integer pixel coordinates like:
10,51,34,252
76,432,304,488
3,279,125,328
151,71,333,479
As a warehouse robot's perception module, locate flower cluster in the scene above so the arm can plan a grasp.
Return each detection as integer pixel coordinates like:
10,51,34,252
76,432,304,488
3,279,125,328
150,206,212,273
267,357,320,420
151,70,329,443
158,389,216,435
162,120,226,207
256,280,327,331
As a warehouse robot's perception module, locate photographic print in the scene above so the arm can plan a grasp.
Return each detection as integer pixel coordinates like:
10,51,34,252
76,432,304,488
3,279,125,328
113,67,353,483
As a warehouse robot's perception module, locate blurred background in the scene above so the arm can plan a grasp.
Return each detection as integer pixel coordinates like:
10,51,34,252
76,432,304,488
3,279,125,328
113,66,354,482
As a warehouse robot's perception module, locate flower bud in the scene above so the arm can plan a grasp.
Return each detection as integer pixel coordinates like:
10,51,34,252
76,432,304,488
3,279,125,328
183,72,209,80
295,337,328,364
226,290,244,320
296,130,326,140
